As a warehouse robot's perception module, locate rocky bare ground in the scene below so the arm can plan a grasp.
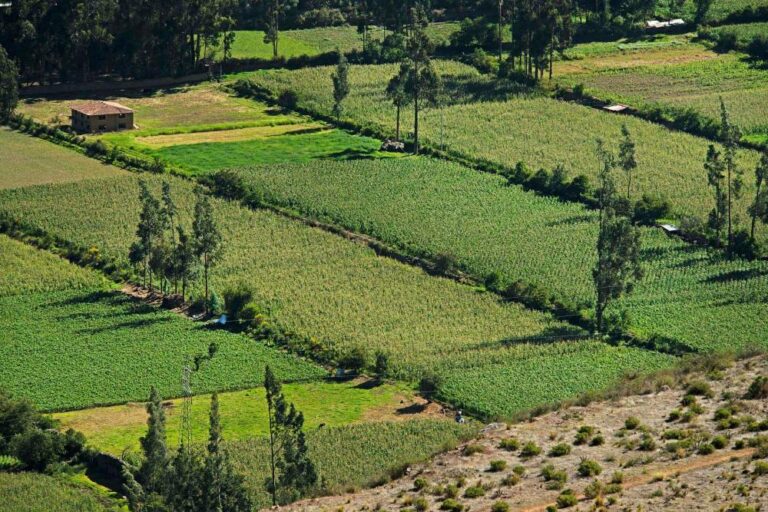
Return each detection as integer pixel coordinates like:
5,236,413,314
282,355,768,512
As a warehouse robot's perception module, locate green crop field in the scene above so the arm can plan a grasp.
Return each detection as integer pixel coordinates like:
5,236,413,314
244,62,763,226
0,128,124,190
0,175,571,381
655,0,768,21
229,420,476,509
0,235,109,296
226,159,768,354
55,380,413,455
0,472,123,512
709,22,768,43
223,23,458,60
558,50,768,141
437,341,675,419
0,235,324,411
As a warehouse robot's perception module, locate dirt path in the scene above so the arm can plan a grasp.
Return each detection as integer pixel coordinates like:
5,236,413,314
521,448,757,512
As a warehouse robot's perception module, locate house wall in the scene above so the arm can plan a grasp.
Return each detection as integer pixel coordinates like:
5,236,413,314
71,110,134,133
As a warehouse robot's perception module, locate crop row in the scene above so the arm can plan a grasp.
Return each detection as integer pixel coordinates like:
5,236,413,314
244,62,763,228
225,158,768,354
0,174,566,380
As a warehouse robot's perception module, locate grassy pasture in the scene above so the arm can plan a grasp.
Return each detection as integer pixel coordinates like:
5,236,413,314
227,159,768,354
0,175,570,380
246,62,763,224
229,420,476,509
18,83,297,132
55,380,415,455
0,128,123,190
151,129,387,173
0,472,123,512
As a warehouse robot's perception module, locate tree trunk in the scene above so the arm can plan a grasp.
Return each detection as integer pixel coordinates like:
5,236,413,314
752,179,762,240
727,164,733,258
268,404,277,506
395,104,401,140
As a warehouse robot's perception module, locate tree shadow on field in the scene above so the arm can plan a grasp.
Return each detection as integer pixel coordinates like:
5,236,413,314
47,290,121,307
439,75,534,105
324,148,379,160
703,268,768,284
77,316,174,335
545,214,595,227
469,325,588,352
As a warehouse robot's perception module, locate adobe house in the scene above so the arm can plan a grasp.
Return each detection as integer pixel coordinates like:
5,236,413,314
70,101,134,133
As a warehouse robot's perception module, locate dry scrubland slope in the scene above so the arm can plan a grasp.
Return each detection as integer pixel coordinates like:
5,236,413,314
230,159,768,358
245,62,763,229
0,234,324,411
285,356,768,512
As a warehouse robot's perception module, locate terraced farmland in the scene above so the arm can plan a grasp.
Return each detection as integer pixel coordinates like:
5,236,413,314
0,175,572,380
244,63,764,225
0,235,324,411
227,158,768,354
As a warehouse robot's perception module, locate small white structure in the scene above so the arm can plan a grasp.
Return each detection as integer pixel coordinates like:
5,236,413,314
660,224,681,234
646,19,686,29
604,104,629,113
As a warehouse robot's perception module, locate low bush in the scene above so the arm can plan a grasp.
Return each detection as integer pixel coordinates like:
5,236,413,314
499,438,520,451
440,498,464,512
491,501,510,512
463,485,485,498
625,416,641,430
521,441,542,457
549,443,572,457
414,478,429,491
745,376,768,400
577,459,602,477
541,464,568,483
712,435,729,449
489,460,507,472
556,489,578,508
687,380,714,398
462,444,485,456
414,497,429,511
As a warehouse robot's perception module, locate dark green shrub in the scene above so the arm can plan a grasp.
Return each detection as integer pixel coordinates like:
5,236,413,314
577,459,602,477
590,434,605,446
625,416,641,430
541,464,568,483
463,485,485,498
462,444,485,456
440,499,464,512
633,194,671,226
745,376,768,400
521,441,542,457
499,438,520,451
556,489,578,508
491,501,510,512
11,429,64,472
698,443,715,455
512,464,526,476
687,380,714,398
549,443,571,457
489,460,507,472
277,89,299,109
638,434,657,452
414,478,429,491
414,497,429,511
712,435,729,449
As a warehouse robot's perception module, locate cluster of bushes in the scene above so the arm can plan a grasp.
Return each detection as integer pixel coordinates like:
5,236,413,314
717,5,768,25
0,390,88,474
449,17,501,52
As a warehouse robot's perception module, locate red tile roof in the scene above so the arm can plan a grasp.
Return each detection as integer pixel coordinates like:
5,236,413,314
71,101,133,116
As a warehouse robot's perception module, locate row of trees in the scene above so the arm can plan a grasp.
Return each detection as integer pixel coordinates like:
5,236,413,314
130,181,222,308
123,366,317,511
0,0,237,84
704,100,768,259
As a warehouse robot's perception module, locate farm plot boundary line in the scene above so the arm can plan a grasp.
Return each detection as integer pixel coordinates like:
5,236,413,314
0,119,696,358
